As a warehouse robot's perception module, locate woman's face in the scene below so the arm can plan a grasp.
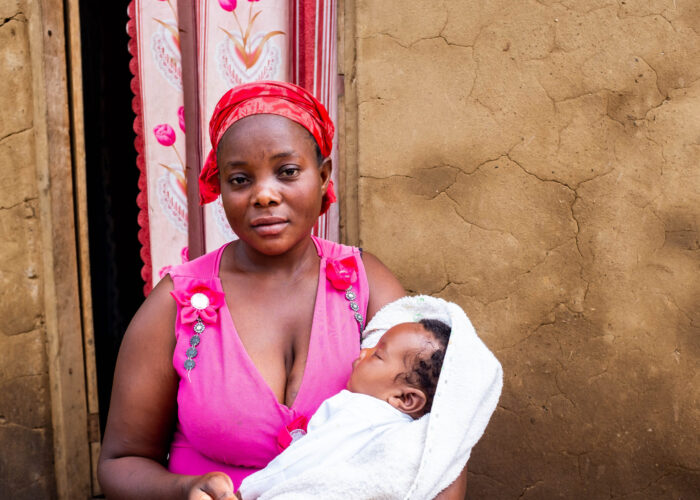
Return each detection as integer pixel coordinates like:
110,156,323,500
217,114,331,256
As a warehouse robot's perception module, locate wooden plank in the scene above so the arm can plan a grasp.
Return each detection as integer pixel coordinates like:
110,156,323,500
337,0,360,245
64,0,102,495
177,0,206,259
27,0,91,497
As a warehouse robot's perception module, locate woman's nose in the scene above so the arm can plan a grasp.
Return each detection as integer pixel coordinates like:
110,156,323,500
252,178,281,207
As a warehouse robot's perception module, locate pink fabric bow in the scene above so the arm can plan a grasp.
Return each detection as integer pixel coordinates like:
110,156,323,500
170,282,225,325
326,257,358,290
277,415,309,451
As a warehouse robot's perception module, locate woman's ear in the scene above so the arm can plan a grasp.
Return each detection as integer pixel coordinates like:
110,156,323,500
319,157,332,191
392,386,427,417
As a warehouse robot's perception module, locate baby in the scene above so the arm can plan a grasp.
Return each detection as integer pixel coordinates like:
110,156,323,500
347,318,451,418
237,318,451,499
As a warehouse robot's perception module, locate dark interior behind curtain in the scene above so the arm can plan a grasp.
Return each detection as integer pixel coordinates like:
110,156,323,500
79,1,143,432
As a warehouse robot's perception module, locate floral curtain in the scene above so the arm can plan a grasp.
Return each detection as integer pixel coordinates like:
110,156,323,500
127,0,338,294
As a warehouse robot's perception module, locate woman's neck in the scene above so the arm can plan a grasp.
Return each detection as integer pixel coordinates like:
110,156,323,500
225,235,319,277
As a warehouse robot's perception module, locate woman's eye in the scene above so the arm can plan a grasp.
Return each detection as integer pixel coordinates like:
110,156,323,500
230,175,248,185
279,166,300,177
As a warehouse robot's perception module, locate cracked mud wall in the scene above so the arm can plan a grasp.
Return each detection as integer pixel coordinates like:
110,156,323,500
346,0,699,497
0,0,55,497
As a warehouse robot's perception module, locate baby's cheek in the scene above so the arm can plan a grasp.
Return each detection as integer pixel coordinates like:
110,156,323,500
346,372,356,391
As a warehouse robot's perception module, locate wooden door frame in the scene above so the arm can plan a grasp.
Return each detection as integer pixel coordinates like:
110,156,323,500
29,0,100,496
337,0,359,246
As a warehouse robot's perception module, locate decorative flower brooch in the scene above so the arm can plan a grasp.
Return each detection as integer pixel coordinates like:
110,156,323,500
326,257,364,331
171,283,225,374
277,415,309,452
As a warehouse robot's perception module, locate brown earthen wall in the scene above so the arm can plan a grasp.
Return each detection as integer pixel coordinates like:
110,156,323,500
0,0,55,497
347,0,699,497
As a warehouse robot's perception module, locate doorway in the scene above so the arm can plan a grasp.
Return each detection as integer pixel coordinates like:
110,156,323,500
79,1,145,433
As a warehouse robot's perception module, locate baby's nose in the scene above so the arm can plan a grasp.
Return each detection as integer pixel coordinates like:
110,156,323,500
359,347,371,359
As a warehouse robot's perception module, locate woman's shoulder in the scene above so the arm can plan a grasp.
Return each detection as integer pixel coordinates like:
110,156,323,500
167,244,228,279
356,250,406,323
312,235,360,261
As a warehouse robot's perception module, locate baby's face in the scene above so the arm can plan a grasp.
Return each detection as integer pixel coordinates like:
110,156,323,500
346,322,435,402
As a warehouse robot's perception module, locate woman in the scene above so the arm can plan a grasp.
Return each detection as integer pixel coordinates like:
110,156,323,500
98,81,466,499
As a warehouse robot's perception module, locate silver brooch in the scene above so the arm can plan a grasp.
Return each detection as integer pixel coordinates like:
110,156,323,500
344,286,363,331
184,318,205,372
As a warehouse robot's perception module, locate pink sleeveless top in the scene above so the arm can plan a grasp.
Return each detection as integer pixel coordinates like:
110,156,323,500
167,236,367,488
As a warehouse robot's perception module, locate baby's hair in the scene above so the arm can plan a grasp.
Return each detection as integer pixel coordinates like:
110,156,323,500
404,318,451,415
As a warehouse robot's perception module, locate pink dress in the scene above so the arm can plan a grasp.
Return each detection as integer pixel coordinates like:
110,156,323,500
167,236,368,488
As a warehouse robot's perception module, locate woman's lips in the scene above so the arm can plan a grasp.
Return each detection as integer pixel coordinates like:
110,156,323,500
250,216,288,236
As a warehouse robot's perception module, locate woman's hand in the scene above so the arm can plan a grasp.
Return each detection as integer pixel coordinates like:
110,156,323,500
187,472,237,500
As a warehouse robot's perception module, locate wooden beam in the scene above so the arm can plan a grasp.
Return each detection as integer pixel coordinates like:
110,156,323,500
28,0,91,496
177,0,206,259
338,0,360,246
64,0,102,495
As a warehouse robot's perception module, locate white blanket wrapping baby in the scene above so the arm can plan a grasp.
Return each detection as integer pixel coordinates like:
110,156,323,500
239,390,413,499
239,295,503,500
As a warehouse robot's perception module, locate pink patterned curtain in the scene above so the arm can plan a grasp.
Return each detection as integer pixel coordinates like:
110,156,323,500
127,0,338,294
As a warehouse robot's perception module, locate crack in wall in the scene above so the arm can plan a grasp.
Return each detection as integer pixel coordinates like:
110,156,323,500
359,18,474,50
0,420,48,431
0,12,26,28
358,173,414,181
465,469,509,487
616,11,679,34
497,403,520,417
443,188,519,239
609,470,675,498
506,153,578,191
518,479,543,498
0,126,32,144
0,196,37,211
635,55,665,99
513,238,579,282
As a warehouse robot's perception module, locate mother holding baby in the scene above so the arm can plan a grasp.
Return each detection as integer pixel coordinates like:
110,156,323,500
97,81,467,499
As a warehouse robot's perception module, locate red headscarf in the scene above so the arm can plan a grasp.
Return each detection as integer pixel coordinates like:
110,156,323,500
198,81,336,214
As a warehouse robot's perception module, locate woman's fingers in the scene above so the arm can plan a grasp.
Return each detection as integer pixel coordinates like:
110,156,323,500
188,471,237,500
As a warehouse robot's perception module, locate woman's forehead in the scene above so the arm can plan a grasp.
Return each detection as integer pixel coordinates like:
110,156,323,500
218,114,317,156
223,114,310,141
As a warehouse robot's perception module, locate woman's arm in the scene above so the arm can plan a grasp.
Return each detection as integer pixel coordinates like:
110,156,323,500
97,277,236,500
361,251,406,322
434,465,468,499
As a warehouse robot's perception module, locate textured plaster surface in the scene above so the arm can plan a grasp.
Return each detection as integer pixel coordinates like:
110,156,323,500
0,0,55,497
352,0,699,497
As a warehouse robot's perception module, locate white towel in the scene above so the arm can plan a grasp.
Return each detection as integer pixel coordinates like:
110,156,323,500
249,295,503,499
239,391,412,499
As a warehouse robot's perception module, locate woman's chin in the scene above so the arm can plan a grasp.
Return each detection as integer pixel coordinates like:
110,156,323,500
236,232,312,257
